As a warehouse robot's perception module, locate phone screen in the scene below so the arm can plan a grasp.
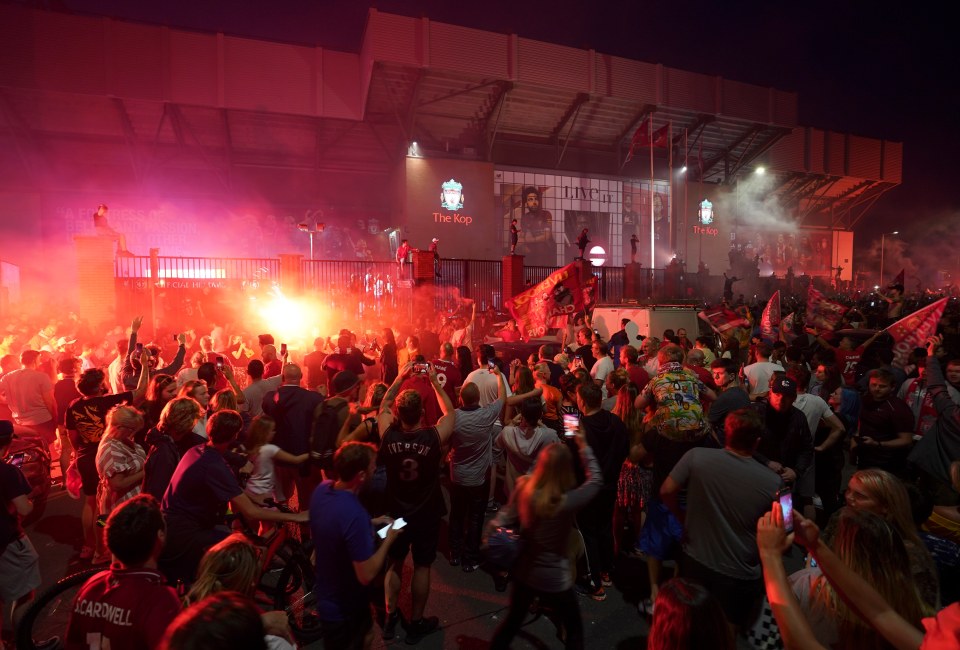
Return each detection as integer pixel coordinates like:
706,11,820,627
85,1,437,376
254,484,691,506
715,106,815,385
280,343,288,356
377,517,407,539
9,452,25,468
562,413,579,438
488,360,496,370
135,343,143,354
779,490,794,533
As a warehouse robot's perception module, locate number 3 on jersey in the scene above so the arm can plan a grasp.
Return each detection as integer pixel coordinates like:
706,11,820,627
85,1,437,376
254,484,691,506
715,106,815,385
399,458,419,481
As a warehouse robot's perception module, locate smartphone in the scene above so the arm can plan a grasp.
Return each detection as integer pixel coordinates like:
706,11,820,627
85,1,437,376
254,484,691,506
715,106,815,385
778,489,794,533
135,342,143,354
216,355,224,371
9,452,25,468
562,413,579,438
280,343,287,356
414,362,430,374
378,517,408,539
487,360,496,370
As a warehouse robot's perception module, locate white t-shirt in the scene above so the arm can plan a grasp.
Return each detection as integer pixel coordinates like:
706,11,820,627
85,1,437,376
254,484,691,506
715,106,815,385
245,443,282,501
463,368,512,407
0,368,53,425
793,393,834,438
743,360,784,397
590,356,614,397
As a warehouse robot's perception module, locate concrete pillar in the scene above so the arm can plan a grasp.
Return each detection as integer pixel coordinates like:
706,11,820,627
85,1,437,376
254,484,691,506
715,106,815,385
502,255,525,300
74,236,117,329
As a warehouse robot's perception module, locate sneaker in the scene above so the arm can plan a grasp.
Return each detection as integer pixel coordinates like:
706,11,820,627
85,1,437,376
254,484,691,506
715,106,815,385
600,572,613,587
461,561,480,573
404,616,440,645
575,584,607,601
382,609,404,641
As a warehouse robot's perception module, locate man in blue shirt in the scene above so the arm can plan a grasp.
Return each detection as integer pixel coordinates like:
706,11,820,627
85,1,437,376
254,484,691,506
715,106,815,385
310,442,401,649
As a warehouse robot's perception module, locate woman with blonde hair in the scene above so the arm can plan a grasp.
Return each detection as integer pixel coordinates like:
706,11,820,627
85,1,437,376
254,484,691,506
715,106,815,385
94,405,146,563
489,430,602,650
142,397,203,501
788,507,926,649
186,533,294,649
844,468,939,610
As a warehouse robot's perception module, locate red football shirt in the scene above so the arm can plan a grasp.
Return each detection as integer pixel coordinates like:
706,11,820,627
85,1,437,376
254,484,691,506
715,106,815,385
65,566,181,650
835,347,863,387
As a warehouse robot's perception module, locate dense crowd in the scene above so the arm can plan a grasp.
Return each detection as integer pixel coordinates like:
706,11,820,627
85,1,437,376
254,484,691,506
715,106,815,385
1,284,959,650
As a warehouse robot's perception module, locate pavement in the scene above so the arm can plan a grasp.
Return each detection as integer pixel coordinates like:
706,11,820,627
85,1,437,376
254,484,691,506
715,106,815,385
24,481,807,648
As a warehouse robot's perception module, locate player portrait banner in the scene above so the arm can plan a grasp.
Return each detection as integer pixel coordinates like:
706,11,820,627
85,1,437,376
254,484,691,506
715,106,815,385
885,297,948,369
760,290,781,343
806,286,847,331
698,305,750,335
505,263,589,340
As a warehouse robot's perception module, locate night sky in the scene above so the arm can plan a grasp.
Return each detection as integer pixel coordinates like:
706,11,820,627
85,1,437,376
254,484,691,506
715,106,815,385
25,0,959,256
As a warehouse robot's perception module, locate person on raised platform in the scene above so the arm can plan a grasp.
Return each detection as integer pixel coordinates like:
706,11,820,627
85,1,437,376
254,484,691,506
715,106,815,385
92,204,133,257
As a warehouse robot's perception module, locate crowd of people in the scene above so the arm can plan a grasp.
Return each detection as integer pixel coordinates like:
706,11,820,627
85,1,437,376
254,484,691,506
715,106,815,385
1,281,959,649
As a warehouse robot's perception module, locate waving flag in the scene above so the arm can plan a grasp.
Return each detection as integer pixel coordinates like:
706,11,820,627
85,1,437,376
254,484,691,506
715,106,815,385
505,263,589,340
806,286,847,331
780,312,798,344
760,290,781,342
698,305,750,335
886,298,948,368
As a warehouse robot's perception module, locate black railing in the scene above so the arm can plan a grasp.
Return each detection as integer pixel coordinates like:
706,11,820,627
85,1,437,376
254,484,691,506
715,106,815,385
115,256,280,284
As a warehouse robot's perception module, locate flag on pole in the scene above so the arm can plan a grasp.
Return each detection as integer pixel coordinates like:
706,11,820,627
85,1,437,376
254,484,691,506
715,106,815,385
698,305,751,335
779,312,798,344
625,117,651,163
891,269,905,288
885,297,948,368
806,285,847,331
651,122,670,148
760,290,781,342
505,263,590,340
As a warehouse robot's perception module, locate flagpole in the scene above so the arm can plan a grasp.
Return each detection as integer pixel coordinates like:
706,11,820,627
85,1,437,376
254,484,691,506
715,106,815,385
668,121,673,256
649,118,655,271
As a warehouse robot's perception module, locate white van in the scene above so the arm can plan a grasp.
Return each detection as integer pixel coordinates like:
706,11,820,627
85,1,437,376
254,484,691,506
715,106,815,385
591,305,701,347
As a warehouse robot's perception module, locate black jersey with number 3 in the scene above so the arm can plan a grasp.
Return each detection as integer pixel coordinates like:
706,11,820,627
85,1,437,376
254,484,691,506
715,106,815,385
378,424,444,518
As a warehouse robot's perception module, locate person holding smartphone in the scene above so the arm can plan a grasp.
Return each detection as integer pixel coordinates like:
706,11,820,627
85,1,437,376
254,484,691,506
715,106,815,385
310,442,401,649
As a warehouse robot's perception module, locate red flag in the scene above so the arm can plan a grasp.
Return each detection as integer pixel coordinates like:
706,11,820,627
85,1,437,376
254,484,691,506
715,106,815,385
760,290,781,342
886,298,948,368
625,117,651,163
651,122,670,148
806,285,847,331
505,263,588,340
698,305,750,335
891,269,905,288
779,312,798,344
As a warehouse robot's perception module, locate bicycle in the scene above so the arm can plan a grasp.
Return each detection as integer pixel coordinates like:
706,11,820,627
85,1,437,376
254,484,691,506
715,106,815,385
16,567,101,650
235,499,321,645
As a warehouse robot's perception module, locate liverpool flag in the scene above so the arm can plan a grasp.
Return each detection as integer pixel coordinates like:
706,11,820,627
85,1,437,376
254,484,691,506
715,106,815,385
885,298,948,368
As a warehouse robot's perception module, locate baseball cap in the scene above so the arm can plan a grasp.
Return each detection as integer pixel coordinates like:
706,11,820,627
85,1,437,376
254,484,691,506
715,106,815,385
330,370,360,395
770,376,797,397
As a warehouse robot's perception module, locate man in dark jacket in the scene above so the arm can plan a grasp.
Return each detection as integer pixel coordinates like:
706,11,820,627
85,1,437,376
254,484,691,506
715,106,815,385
752,375,814,506
574,381,628,599
262,363,324,508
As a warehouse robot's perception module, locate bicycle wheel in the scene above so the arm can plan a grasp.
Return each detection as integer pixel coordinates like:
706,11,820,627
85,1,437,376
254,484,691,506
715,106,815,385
16,568,101,650
273,552,322,644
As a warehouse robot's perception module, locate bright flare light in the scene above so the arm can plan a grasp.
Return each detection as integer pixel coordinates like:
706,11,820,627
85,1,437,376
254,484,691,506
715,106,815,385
680,165,687,173
755,166,766,175
255,287,334,349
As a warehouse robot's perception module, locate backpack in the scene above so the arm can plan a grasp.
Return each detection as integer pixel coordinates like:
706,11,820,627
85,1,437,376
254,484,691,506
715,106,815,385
309,398,348,472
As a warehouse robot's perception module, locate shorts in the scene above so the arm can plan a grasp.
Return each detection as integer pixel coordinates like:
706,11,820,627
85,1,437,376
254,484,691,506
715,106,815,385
387,513,440,567
0,536,41,602
638,500,682,560
76,447,100,497
681,553,764,629
321,606,373,650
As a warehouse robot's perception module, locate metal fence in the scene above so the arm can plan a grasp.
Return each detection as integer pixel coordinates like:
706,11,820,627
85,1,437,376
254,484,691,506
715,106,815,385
115,256,280,283
113,255,702,305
